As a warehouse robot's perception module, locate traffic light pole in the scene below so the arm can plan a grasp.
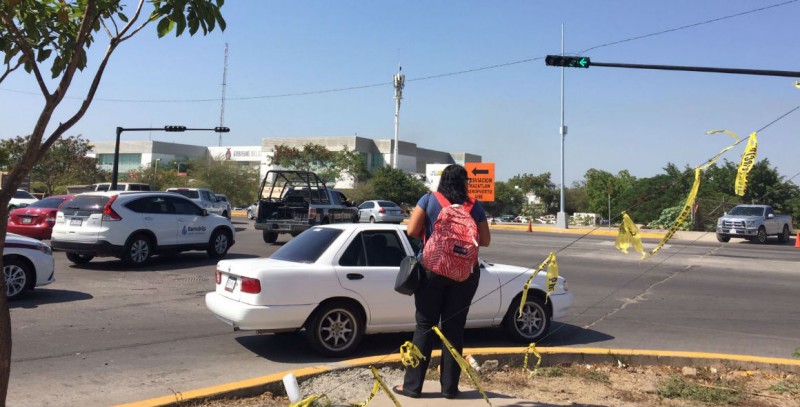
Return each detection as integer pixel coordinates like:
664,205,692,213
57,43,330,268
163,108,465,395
589,61,800,78
110,126,230,190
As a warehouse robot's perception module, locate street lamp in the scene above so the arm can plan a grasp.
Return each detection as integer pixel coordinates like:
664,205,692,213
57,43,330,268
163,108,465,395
111,126,230,190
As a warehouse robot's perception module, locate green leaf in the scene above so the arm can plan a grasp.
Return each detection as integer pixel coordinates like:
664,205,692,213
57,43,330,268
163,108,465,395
118,12,129,22
36,48,52,63
156,17,174,38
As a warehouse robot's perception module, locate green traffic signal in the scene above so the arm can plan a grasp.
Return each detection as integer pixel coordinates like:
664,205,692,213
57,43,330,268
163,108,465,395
545,55,590,68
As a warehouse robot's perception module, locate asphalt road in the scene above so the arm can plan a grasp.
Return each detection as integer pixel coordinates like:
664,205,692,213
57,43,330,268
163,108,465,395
7,219,800,406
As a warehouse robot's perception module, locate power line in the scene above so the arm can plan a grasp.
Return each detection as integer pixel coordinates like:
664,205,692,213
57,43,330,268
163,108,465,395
1,1,795,104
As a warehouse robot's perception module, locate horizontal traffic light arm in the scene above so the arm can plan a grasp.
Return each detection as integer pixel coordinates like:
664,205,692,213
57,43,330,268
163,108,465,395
544,55,800,78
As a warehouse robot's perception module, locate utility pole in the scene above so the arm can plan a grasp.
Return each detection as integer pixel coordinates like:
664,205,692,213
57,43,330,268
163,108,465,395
555,24,569,229
392,66,405,169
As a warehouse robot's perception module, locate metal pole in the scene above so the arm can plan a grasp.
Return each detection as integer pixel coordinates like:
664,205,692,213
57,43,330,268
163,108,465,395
556,24,568,229
111,127,123,191
392,66,404,169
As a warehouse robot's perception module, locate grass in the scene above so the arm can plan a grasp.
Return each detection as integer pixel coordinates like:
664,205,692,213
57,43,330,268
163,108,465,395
768,380,800,395
658,374,743,404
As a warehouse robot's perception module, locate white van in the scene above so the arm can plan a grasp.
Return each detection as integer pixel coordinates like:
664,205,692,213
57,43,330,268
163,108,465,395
93,182,152,192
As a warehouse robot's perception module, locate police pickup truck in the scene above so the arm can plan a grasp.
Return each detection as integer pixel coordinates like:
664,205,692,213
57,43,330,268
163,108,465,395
253,170,358,244
716,204,793,244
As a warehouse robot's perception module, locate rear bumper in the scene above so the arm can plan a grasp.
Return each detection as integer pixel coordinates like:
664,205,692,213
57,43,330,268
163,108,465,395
50,239,124,257
205,292,316,331
7,224,52,240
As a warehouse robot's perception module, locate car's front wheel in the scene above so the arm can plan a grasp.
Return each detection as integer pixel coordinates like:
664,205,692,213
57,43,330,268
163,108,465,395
123,234,152,266
755,226,768,244
66,252,94,265
207,229,231,258
503,294,551,342
716,233,730,243
3,257,33,300
305,300,364,357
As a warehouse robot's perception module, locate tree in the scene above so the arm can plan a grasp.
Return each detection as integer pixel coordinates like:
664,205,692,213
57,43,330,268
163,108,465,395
507,172,558,211
0,135,105,195
0,1,226,403
270,143,369,185
180,157,259,207
481,181,525,216
368,166,429,207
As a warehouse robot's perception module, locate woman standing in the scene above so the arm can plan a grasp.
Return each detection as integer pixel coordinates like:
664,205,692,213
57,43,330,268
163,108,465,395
393,164,491,399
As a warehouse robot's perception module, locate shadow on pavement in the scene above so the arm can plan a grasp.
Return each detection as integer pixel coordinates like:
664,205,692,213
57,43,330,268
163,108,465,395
9,288,92,309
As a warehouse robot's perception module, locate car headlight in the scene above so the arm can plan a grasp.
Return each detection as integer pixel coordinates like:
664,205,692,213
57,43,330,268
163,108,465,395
746,220,755,228
561,279,568,292
35,243,52,256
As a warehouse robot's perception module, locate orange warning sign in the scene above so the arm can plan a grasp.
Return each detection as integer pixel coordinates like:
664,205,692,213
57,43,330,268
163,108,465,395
465,162,495,202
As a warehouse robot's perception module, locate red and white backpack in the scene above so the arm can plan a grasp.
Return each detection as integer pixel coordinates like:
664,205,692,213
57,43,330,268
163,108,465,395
422,192,480,282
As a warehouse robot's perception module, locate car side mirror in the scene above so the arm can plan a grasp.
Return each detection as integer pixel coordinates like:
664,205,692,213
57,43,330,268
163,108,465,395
767,213,774,219
202,209,209,216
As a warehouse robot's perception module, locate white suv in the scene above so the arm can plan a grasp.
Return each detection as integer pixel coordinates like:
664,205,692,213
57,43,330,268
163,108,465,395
51,191,235,266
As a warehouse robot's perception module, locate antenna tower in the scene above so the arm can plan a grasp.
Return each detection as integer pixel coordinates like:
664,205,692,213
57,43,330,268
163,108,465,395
218,43,229,146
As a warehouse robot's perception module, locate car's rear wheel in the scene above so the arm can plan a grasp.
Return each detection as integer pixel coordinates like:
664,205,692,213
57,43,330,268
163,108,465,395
207,229,231,258
369,216,375,223
263,231,278,244
123,234,152,266
716,233,730,243
247,209,255,220
755,226,768,244
305,300,364,357
3,257,33,300
66,252,94,265
777,225,790,243
503,294,551,342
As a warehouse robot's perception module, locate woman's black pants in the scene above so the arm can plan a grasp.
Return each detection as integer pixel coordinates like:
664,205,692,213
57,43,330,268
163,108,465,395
402,268,480,395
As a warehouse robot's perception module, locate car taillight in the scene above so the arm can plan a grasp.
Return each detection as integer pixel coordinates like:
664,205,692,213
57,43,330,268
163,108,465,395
102,195,122,221
215,270,222,284
240,277,261,294
378,207,385,213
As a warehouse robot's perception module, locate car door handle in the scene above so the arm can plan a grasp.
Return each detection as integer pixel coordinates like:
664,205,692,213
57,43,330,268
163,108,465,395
144,216,153,220
346,273,364,280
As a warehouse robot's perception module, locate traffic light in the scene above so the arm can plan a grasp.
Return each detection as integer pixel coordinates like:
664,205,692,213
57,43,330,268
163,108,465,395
545,55,591,68
164,125,187,132
214,127,230,133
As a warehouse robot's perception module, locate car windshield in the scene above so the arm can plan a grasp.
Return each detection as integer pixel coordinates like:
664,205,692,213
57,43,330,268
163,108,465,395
378,201,398,208
728,206,764,216
270,227,342,263
14,190,35,199
59,195,110,215
170,190,200,199
27,196,67,209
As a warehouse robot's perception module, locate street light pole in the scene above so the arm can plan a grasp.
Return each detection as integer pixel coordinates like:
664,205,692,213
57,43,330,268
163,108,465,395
555,24,569,229
110,126,229,190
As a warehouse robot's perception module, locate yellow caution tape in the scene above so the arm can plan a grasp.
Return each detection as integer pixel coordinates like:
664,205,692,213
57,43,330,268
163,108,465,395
289,394,328,407
735,132,758,196
432,326,491,406
523,343,542,373
399,341,425,368
545,256,559,304
614,212,644,256
647,130,742,259
519,253,555,317
352,366,401,407
795,81,800,89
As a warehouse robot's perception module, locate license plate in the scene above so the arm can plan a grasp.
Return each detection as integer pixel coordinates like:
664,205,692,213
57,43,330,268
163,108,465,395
729,229,737,234
21,217,33,224
70,218,82,226
225,276,237,292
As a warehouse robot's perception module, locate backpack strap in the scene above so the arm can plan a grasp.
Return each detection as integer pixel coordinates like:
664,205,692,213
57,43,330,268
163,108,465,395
432,191,451,208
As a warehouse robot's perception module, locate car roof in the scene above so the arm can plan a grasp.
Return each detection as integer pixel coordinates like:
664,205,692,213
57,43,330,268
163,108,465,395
315,223,408,232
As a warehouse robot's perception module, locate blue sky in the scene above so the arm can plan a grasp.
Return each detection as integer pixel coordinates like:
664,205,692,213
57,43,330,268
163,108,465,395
2,1,799,186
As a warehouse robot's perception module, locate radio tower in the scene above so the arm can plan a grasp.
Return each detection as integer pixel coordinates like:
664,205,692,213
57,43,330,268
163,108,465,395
218,43,229,146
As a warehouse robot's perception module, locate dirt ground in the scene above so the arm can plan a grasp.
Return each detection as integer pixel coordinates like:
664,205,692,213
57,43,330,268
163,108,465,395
190,362,800,407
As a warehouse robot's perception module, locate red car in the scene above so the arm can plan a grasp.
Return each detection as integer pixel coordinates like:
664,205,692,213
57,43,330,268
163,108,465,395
7,194,75,240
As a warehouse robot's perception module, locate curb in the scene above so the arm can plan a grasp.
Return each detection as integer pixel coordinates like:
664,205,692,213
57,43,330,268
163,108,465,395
115,347,800,407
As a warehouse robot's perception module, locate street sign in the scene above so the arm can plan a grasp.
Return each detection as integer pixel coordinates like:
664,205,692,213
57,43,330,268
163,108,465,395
465,162,495,202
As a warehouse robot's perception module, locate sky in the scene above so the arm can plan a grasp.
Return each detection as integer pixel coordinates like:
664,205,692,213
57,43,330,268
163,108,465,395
2,0,800,186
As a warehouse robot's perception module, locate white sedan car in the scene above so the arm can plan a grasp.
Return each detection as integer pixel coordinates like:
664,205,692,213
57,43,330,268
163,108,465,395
3,233,55,300
206,223,573,356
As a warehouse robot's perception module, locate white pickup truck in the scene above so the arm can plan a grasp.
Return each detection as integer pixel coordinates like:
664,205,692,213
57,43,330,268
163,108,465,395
716,204,793,244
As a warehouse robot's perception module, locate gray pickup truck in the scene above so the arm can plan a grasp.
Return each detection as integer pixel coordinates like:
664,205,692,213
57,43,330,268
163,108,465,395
253,170,358,244
716,204,793,244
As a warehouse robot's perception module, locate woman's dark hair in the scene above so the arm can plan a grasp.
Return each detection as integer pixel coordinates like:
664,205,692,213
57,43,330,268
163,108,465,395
437,164,469,204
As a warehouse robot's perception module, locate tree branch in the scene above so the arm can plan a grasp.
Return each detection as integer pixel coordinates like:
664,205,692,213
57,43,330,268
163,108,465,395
119,0,151,42
0,60,22,84
0,12,50,97
50,0,99,107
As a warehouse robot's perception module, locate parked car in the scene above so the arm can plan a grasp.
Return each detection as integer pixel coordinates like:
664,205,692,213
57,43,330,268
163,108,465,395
215,194,233,219
246,202,258,220
205,223,573,357
497,214,516,223
166,187,230,219
7,194,75,239
356,200,405,223
51,191,235,266
9,189,38,210
3,232,55,299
